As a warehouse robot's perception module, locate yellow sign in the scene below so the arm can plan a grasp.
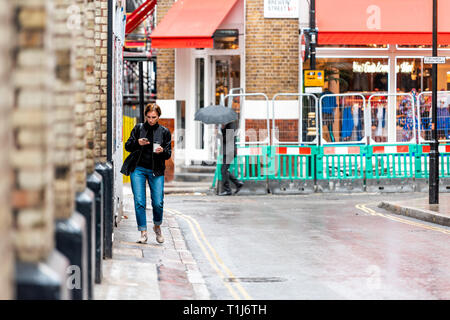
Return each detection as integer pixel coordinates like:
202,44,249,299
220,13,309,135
304,70,325,87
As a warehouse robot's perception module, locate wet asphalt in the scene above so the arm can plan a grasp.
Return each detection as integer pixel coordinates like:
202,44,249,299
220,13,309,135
166,192,450,300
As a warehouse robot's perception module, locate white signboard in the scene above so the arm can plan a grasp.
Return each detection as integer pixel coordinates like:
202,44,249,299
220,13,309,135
264,0,299,18
424,56,446,64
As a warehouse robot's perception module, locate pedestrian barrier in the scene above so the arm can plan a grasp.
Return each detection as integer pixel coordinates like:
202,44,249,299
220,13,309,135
212,90,449,195
316,145,366,192
417,91,450,144
214,145,270,195
268,93,318,194
414,144,450,192
368,93,416,144
365,144,416,192
268,145,317,194
319,93,368,145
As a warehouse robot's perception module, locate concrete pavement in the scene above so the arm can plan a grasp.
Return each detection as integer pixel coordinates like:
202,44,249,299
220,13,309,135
94,184,210,300
379,193,450,227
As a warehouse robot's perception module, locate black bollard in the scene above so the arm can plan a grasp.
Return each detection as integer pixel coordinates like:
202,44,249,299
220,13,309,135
75,188,95,300
15,249,71,300
55,211,88,300
96,161,113,259
87,170,104,284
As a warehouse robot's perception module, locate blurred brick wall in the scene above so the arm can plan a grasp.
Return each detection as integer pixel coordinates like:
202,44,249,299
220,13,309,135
85,0,96,174
0,0,14,300
94,0,108,162
52,0,76,220
12,0,55,262
74,0,87,192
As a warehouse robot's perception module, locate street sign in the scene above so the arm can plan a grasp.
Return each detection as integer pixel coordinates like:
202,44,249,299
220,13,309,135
304,70,324,87
424,56,446,64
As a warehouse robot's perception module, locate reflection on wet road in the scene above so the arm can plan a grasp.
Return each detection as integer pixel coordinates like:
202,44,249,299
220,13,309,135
167,193,450,299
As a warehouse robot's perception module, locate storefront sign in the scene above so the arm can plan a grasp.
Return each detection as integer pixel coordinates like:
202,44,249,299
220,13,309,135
304,70,324,87
264,0,299,18
424,56,446,64
352,61,414,73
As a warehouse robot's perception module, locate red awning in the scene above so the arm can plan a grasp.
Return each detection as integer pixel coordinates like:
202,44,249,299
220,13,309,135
150,0,239,48
317,0,450,45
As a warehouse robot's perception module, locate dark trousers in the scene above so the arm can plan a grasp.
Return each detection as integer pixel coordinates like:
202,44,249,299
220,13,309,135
221,163,241,192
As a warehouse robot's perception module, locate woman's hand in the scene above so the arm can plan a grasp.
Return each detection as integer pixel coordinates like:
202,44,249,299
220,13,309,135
154,146,163,154
138,138,150,146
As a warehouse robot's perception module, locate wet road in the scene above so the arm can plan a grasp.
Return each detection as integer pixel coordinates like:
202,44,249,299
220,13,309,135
165,193,450,300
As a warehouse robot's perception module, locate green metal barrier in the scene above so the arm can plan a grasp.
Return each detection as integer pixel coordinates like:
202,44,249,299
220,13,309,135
213,145,271,194
365,144,415,180
316,145,366,180
415,144,450,179
270,146,316,180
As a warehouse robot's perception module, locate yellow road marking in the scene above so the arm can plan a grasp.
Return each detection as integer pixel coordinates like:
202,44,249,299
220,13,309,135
356,203,450,235
166,208,252,300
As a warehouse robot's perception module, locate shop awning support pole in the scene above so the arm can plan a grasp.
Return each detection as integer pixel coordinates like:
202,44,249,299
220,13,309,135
309,0,316,69
429,0,439,204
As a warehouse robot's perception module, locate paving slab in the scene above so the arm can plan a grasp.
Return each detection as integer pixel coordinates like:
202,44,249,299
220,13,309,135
94,184,210,300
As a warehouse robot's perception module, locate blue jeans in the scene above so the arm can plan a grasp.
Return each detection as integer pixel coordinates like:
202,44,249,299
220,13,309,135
130,166,165,231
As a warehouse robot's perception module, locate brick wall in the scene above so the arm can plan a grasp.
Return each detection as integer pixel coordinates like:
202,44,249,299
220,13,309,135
12,0,55,262
74,0,87,192
156,0,175,100
246,0,299,99
85,0,96,174
94,0,108,162
0,0,13,299
245,119,299,143
51,0,76,220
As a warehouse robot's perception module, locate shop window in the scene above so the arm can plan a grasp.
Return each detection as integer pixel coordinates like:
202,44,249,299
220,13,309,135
396,57,450,93
304,57,389,94
317,44,388,49
397,44,450,49
213,29,239,50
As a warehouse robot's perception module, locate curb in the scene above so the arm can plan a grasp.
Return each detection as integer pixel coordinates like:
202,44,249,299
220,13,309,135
164,188,213,195
378,201,450,227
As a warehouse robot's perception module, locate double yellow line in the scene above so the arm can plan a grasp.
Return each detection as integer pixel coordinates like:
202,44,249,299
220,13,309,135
356,203,450,235
165,208,252,300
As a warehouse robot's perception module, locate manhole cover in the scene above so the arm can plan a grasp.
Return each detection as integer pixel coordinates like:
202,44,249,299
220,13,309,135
225,277,287,283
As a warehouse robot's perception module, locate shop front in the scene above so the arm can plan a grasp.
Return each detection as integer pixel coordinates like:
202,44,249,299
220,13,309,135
302,0,450,144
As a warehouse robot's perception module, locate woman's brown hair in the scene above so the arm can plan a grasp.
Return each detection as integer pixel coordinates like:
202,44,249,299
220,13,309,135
144,103,161,117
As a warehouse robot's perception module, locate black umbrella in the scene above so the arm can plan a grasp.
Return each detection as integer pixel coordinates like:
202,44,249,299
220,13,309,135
194,104,238,124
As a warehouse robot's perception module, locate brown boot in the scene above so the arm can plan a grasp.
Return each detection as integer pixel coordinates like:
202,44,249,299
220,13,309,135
153,225,164,244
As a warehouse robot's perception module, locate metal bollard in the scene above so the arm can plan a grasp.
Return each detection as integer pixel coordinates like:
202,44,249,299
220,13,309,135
87,170,104,284
15,250,71,300
75,188,95,300
96,161,113,259
55,212,88,300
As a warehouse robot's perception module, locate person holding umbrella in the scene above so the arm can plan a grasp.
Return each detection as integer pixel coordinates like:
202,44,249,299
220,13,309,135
194,99,244,196
219,118,244,196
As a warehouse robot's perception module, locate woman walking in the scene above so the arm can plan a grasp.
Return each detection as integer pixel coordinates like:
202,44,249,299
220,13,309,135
121,103,172,244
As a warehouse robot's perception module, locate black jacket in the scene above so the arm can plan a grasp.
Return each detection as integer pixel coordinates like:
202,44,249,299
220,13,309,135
221,121,237,164
120,122,172,176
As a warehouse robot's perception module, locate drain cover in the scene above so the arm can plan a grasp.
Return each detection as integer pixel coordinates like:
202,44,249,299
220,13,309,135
225,277,287,283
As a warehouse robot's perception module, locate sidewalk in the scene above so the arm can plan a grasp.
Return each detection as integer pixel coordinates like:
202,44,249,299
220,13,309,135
94,185,210,300
379,193,450,227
